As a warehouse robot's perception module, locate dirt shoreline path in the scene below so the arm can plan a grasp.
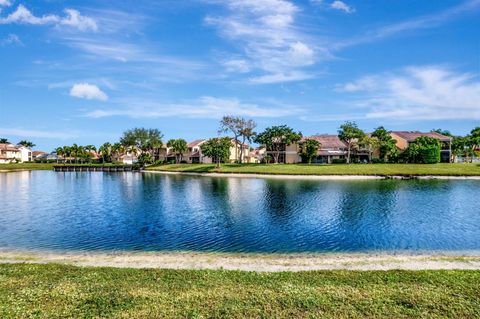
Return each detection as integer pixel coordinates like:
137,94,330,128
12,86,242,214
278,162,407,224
143,170,480,180
1,251,480,271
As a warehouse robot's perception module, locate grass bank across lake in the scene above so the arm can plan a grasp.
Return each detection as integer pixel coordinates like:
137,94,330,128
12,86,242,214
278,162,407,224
0,263,479,318
0,163,55,171
146,163,480,176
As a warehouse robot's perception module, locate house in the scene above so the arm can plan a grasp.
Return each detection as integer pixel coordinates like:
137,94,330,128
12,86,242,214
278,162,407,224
184,138,256,164
32,151,47,160
187,139,209,163
390,131,452,163
0,144,32,163
264,141,300,164
120,154,138,165
300,135,348,164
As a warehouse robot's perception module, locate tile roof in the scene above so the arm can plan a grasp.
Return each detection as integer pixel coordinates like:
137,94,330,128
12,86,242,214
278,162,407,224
391,131,452,142
302,135,347,149
188,139,205,148
0,143,20,152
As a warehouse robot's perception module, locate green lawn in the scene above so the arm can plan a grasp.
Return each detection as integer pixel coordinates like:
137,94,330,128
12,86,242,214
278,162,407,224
0,264,478,318
3,162,480,176
146,163,480,176
0,163,56,171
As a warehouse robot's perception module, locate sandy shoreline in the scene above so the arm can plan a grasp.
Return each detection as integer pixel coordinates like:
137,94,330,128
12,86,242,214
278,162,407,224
143,170,480,180
1,250,479,271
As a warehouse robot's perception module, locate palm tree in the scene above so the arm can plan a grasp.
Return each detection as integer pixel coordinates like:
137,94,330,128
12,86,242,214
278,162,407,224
0,138,9,144
99,143,112,163
167,139,188,164
55,147,64,164
111,143,125,163
58,146,72,163
18,140,36,148
84,145,97,163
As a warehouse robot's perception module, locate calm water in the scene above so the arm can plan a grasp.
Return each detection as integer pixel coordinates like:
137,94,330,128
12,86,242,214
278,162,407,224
0,171,479,254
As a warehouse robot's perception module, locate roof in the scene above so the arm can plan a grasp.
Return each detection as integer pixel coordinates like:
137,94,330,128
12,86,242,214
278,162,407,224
391,131,452,142
190,151,200,157
0,143,20,152
188,139,205,148
32,151,47,156
302,135,347,149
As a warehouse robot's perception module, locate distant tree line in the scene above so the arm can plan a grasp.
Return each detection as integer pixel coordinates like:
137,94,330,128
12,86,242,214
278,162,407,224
9,118,478,166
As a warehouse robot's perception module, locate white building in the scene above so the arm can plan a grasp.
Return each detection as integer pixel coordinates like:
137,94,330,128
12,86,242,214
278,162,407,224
0,144,32,164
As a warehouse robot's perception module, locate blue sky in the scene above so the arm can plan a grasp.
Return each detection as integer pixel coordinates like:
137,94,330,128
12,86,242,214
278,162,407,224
0,0,479,151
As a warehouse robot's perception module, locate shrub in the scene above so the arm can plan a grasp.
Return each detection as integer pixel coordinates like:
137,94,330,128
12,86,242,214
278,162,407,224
332,158,347,164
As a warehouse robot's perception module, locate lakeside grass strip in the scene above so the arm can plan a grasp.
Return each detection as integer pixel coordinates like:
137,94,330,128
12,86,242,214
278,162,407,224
2,162,480,176
0,264,479,318
146,163,480,176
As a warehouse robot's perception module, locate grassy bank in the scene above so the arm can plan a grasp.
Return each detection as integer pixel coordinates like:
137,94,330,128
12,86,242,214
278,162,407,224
0,264,478,318
146,163,480,176
0,163,55,171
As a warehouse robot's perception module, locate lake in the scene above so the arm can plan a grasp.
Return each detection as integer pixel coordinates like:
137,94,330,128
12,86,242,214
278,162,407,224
0,171,479,254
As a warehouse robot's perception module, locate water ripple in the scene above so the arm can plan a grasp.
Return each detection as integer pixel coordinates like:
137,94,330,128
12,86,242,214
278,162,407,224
0,171,479,253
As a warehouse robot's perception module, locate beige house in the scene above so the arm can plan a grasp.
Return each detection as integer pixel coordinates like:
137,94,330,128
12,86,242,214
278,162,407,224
263,135,348,164
300,135,348,164
390,131,452,163
180,138,256,164
264,142,300,164
0,144,32,164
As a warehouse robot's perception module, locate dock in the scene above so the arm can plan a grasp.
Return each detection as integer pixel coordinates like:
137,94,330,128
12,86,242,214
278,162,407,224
53,165,138,172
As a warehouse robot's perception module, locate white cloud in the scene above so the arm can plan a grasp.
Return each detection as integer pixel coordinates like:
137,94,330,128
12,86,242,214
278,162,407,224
0,0,12,7
0,128,79,140
0,33,22,46
0,5,97,31
70,83,108,101
85,96,304,119
330,1,354,13
0,4,58,25
222,59,251,73
250,71,315,84
59,9,97,31
206,0,318,83
339,66,480,120
336,0,480,49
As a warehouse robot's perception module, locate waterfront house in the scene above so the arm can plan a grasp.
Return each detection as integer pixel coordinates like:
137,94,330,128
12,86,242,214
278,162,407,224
120,154,138,165
187,139,209,163
32,151,47,160
300,135,348,164
184,138,256,164
390,131,452,163
0,144,32,163
263,135,348,164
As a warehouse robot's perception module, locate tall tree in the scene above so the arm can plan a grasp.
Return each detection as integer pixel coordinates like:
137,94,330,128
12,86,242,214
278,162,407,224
200,137,232,168
99,143,112,163
338,121,365,164
55,147,64,164
299,139,320,164
167,139,188,164
238,119,257,164
404,136,441,164
120,128,163,158
358,136,379,163
111,143,125,162
219,116,243,162
18,140,36,148
371,126,398,162
470,127,480,151
0,138,9,144
254,125,302,164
